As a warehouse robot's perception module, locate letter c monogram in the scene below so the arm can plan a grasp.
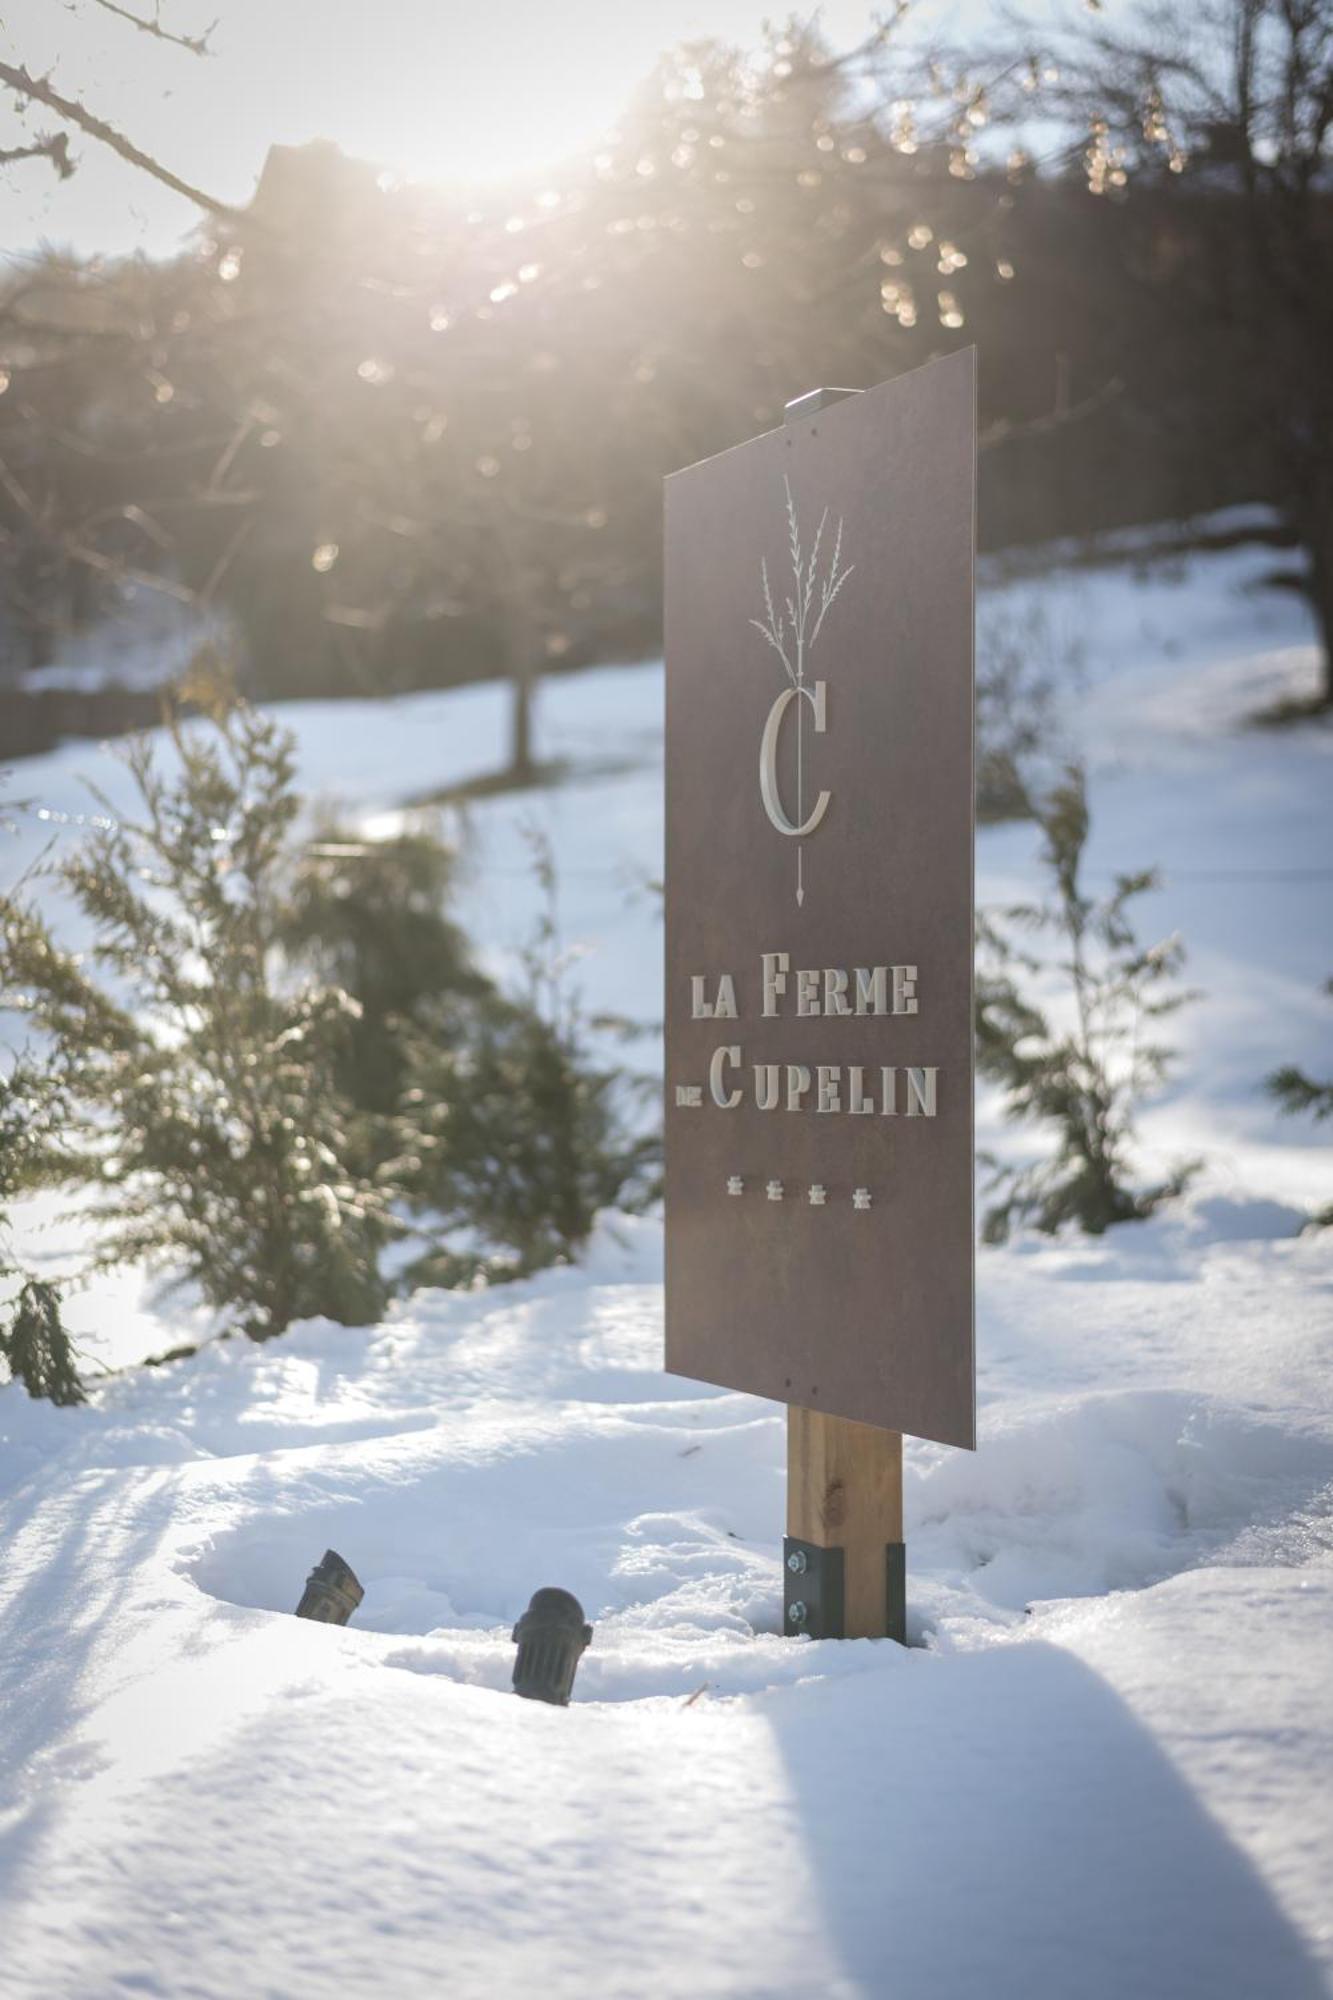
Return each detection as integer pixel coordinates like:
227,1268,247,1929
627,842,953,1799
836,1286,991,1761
759,679,830,837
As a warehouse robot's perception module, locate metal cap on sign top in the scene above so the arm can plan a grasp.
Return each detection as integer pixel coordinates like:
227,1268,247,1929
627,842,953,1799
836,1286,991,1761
783,387,863,423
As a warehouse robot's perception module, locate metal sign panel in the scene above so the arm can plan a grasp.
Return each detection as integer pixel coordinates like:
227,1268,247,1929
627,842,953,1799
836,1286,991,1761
663,350,976,1449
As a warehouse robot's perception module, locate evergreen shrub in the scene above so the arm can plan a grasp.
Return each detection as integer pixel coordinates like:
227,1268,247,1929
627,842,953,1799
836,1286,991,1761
976,764,1199,1240
0,691,393,1342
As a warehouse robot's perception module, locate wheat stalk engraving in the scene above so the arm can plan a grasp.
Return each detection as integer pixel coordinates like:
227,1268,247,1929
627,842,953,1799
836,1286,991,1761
749,476,853,904
749,475,853,688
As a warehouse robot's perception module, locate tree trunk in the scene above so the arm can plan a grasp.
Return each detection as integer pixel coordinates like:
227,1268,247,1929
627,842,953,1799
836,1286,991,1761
509,651,535,784
492,500,539,783
1306,498,1333,711
24,611,54,673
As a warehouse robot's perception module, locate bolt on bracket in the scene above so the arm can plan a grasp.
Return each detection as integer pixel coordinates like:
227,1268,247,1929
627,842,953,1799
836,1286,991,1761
782,1536,844,1640
781,1538,909,1644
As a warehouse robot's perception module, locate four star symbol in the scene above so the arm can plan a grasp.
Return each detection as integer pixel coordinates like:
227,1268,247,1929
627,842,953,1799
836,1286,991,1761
725,1179,875,1208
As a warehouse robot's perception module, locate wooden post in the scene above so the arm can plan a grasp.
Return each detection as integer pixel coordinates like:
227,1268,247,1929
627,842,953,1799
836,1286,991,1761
787,1409,904,1640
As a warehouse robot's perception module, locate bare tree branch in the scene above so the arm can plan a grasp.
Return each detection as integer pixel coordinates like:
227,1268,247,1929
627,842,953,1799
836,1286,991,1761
91,0,218,57
979,376,1124,452
0,132,73,178
198,512,251,606
0,59,241,219
0,449,200,608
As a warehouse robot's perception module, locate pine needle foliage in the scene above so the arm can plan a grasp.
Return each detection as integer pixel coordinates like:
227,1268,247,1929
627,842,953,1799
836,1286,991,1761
976,765,1199,1242
1267,978,1333,1228
0,698,393,1342
0,1054,84,1403
975,602,1076,825
399,829,660,1283
1,1278,83,1404
279,822,491,1128
1267,981,1333,1124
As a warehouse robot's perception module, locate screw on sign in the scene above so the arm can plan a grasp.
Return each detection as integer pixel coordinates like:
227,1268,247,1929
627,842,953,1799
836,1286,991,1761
664,356,977,1642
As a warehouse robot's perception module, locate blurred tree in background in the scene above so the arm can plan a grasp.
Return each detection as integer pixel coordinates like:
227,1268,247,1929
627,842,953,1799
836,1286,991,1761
977,0,1333,709
280,821,491,1135
0,14,1161,746
396,829,661,1285
0,1,1328,742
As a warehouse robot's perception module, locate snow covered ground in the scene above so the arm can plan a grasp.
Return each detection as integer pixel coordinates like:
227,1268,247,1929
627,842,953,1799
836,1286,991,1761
2,524,1332,1995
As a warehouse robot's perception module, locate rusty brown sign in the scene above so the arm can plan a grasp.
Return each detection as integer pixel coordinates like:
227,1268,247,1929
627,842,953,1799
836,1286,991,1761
663,350,976,1449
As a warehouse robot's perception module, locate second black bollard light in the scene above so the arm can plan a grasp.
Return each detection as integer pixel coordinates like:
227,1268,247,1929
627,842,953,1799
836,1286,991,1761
295,1549,364,1625
511,1587,593,1705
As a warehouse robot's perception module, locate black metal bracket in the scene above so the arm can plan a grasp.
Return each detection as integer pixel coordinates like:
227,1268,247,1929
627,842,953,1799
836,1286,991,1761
885,1541,907,1647
783,1536,844,1640
782,1537,908,1643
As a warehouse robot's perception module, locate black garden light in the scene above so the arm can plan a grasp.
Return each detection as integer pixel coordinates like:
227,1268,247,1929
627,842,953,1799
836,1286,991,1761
295,1549,364,1625
511,1588,593,1706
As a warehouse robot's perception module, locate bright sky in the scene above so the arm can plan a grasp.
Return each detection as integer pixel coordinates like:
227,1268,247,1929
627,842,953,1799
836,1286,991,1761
0,0,966,259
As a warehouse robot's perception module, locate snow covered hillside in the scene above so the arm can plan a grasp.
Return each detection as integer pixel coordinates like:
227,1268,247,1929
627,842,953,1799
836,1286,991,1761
2,524,1332,1996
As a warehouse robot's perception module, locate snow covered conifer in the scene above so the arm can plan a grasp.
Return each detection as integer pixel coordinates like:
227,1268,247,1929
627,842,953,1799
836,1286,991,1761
977,764,1198,1241
0,688,393,1342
